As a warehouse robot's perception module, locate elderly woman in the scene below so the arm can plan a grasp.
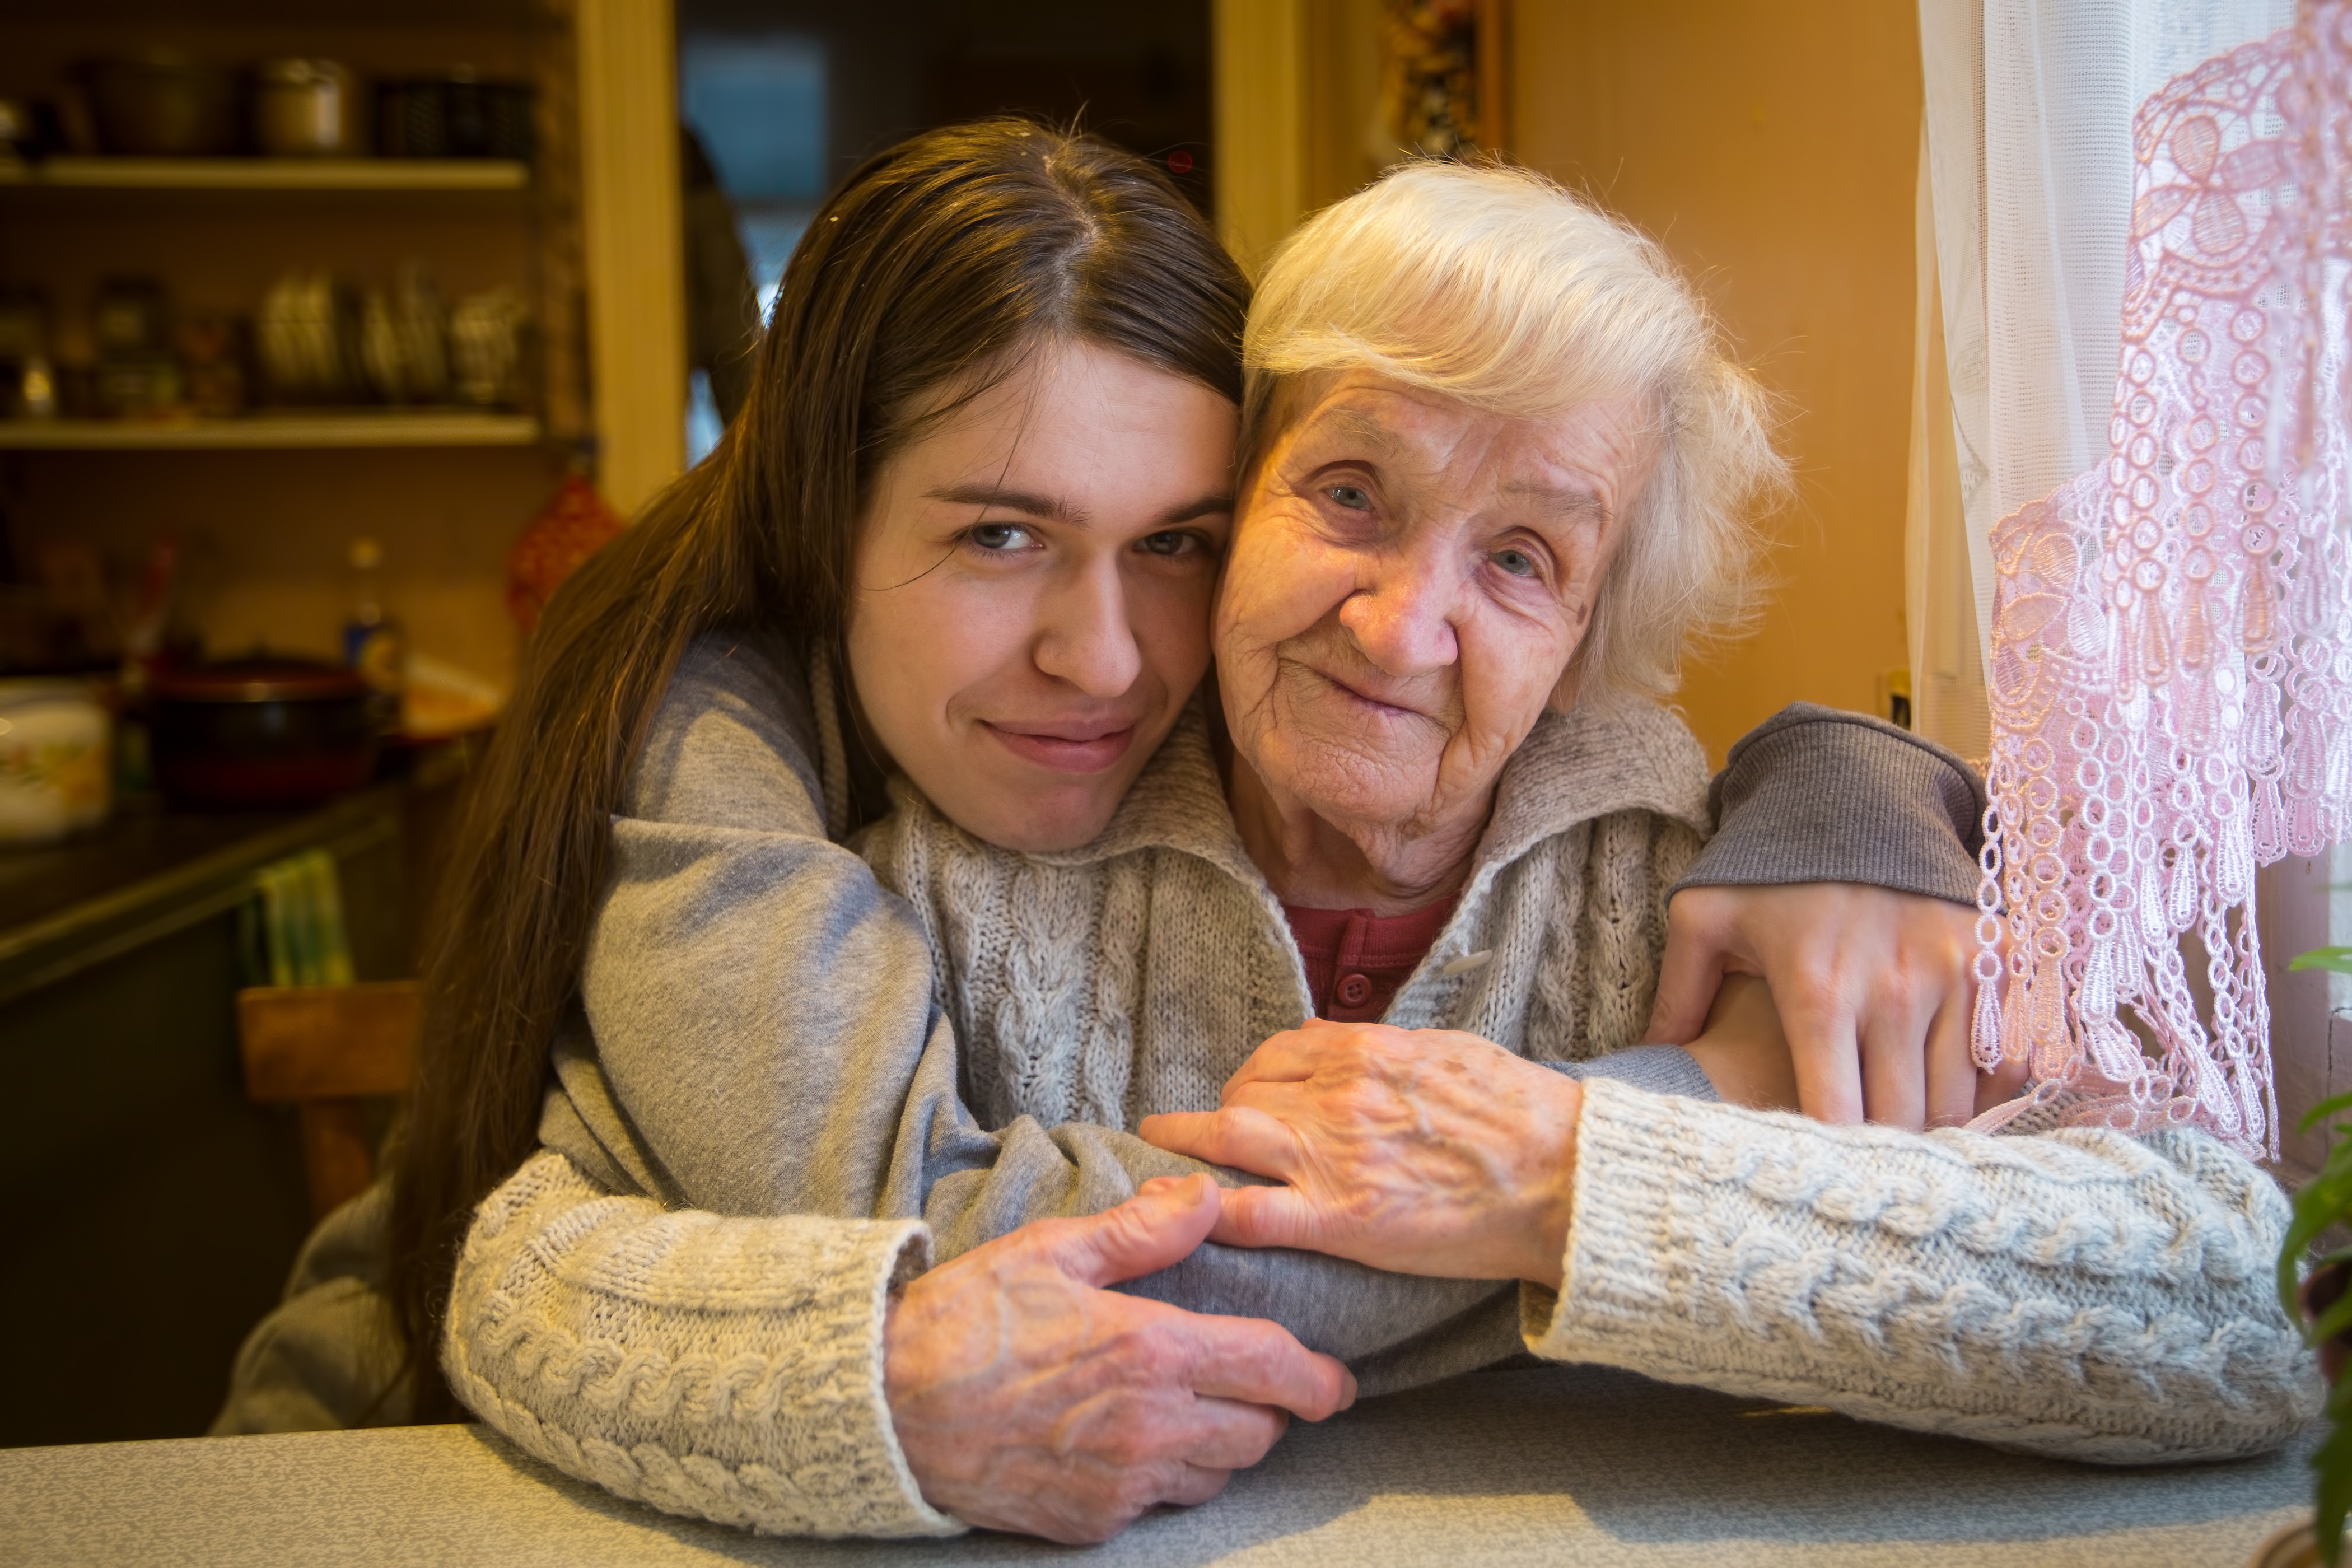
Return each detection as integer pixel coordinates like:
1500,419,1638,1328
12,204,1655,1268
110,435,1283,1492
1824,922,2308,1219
438,157,2312,1543
1133,160,2311,1436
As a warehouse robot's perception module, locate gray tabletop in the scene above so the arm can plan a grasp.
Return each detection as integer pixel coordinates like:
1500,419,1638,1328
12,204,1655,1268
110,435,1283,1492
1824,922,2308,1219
2,1363,2313,1566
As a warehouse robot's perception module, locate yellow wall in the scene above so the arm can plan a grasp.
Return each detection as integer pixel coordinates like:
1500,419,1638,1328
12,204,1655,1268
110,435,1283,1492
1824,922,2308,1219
1511,1,1923,760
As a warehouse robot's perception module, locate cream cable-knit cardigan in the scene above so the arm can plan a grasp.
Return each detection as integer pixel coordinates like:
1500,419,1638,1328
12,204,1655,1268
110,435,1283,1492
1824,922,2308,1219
436,637,2318,1539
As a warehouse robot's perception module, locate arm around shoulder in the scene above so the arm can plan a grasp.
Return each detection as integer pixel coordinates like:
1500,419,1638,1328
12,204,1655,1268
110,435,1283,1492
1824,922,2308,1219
1678,702,1985,904
444,1150,962,1539
1526,1078,2320,1463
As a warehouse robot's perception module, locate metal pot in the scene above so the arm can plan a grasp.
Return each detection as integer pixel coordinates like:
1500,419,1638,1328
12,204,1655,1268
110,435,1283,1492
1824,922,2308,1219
254,59,360,157
80,53,239,157
149,659,377,808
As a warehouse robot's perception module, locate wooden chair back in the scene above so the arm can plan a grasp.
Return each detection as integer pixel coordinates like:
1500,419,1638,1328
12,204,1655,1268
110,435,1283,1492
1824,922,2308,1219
236,981,419,1220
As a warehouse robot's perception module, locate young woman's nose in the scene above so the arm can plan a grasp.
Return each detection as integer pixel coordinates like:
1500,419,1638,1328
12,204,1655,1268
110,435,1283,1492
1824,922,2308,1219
1336,544,1460,676
1033,558,1145,698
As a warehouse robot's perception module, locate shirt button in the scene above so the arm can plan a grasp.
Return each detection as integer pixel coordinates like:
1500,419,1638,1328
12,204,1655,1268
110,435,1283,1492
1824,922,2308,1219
1336,973,1373,1007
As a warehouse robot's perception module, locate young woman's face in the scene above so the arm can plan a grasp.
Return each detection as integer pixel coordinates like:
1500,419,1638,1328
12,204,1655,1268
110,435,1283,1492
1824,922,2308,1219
847,339,1237,852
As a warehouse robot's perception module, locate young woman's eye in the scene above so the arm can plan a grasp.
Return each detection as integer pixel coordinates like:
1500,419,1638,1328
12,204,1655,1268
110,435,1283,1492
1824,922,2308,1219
1326,484,1373,511
1138,530,1202,558
1492,547,1539,578
967,522,1034,551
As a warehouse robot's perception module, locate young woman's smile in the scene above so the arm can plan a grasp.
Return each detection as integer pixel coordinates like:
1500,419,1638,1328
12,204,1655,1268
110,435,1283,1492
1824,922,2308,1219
979,716,1138,773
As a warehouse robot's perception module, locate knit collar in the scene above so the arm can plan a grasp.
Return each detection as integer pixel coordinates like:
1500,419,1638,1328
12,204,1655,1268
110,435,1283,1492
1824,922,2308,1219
1024,693,1712,897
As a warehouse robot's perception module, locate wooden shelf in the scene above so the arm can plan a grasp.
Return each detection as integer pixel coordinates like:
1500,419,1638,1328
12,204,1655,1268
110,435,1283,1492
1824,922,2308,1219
0,157,529,192
0,413,543,450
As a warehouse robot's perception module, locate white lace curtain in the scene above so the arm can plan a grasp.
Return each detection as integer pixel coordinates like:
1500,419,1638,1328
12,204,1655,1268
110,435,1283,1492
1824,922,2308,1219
1912,0,2352,1155
1908,0,2293,759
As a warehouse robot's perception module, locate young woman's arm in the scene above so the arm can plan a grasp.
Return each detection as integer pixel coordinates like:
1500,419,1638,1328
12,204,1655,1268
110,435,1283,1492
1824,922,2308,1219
536,634,1504,1356
489,636,2000,1345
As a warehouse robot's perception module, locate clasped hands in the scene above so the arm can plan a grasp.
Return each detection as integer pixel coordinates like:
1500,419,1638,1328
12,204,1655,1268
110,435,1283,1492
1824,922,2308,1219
1141,882,2027,1289
884,883,2024,1541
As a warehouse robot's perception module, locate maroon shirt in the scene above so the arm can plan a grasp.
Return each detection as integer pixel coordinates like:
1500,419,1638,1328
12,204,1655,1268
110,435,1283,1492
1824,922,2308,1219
1282,896,1460,1023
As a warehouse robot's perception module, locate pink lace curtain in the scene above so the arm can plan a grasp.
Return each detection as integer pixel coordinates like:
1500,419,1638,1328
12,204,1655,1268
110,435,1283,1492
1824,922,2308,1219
1967,0,2351,1155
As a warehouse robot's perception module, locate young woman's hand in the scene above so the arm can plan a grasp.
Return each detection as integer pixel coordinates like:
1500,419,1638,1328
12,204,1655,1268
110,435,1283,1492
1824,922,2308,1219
1680,972,1802,1111
883,1173,1355,1544
1677,965,2027,1120
1137,1021,1583,1289
1646,883,1997,1128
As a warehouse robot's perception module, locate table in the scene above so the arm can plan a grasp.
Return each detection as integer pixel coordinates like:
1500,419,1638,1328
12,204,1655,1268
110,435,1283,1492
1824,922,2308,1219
2,1363,2313,1566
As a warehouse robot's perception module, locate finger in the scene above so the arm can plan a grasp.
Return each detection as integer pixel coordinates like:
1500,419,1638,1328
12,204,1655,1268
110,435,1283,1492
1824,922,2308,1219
1925,989,1979,1128
1140,1107,1303,1182
1034,1173,1222,1289
1168,1311,1357,1418
1177,1398,1289,1472
1163,1464,1236,1510
1222,1019,1357,1094
1781,992,1866,1124
1858,1002,1927,1131
1206,1183,1322,1252
1975,1046,2032,1116
1647,897,1734,1044
1219,1078,1314,1118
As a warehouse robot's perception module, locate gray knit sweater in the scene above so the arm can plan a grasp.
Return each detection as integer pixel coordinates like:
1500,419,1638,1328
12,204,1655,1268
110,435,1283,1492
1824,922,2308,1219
429,636,2317,1537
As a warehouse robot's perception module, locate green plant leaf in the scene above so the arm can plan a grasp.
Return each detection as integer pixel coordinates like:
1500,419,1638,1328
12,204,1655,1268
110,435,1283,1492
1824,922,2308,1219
2293,948,2352,975
2307,1091,2352,1135
2313,1291,2352,1348
2316,1378,2352,1565
2281,1162,2352,1322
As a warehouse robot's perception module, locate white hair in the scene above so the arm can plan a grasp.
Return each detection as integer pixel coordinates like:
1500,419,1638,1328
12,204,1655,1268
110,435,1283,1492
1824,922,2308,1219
1241,160,1786,703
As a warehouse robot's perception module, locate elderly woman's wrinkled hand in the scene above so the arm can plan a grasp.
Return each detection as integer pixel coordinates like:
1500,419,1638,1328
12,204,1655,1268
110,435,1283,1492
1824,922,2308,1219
1138,1021,1584,1288
883,1173,1356,1544
1648,883,2019,1128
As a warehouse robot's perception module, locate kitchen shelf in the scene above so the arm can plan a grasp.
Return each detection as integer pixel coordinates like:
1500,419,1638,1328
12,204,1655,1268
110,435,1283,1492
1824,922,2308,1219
0,413,543,450
0,157,529,192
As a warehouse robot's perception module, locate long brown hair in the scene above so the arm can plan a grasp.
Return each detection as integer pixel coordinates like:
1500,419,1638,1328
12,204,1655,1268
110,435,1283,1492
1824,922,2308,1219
387,119,1248,1416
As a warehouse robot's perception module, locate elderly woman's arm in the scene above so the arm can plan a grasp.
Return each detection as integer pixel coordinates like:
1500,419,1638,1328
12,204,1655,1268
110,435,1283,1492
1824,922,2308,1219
1145,1035,2317,1463
1536,1079,2316,1463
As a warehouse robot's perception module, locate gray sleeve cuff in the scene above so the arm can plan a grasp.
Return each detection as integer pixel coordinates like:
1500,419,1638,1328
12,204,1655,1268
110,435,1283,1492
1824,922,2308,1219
1544,1044,1719,1102
1673,703,1985,907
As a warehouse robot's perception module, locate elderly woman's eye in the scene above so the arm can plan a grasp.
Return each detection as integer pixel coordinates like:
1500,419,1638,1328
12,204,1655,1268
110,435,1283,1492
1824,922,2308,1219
968,522,1033,551
1492,548,1539,578
1326,484,1373,511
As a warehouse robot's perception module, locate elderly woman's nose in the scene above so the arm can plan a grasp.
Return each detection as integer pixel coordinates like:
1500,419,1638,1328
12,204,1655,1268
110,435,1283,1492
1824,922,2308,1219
1034,563,1146,697
1336,543,1458,672
1335,556,1460,675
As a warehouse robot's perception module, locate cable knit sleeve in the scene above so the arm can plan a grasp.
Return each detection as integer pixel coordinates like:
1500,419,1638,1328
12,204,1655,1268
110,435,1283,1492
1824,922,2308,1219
1524,1079,2319,1463
443,1151,962,1539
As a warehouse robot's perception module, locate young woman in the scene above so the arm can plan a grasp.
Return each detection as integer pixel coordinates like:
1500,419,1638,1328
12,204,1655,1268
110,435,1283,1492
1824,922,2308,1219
223,123,2005,1540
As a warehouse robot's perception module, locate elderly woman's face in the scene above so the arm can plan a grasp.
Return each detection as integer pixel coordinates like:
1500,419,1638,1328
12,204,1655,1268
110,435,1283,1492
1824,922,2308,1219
1215,372,1651,832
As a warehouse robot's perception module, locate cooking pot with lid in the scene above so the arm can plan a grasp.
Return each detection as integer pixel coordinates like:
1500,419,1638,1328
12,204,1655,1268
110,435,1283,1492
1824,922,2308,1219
149,658,377,808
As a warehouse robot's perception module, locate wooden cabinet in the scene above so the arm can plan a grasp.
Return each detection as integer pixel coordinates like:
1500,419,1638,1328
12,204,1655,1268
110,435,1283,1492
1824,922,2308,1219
0,0,683,697
0,0,683,1441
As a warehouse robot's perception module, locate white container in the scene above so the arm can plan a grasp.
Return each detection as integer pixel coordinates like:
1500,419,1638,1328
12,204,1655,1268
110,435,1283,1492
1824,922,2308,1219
0,681,111,845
